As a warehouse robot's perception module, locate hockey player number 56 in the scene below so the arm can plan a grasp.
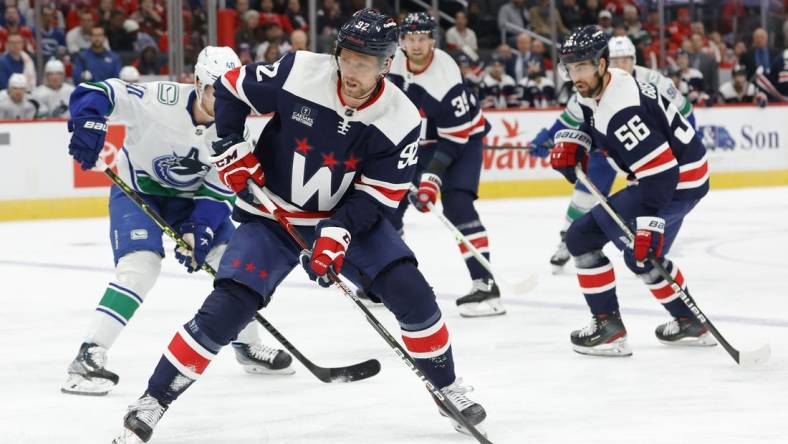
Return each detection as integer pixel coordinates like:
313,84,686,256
614,115,651,150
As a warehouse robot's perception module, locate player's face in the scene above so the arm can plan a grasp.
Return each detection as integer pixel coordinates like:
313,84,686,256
46,72,64,89
567,60,604,98
609,56,634,73
9,87,24,103
401,33,433,64
338,49,385,100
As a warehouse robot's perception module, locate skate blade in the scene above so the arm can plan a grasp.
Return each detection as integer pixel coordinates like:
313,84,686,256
551,264,565,275
458,299,507,318
439,410,487,438
112,428,145,444
573,338,633,357
658,332,718,347
241,364,296,375
60,374,115,396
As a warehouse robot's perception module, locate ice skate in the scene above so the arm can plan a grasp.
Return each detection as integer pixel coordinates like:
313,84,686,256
456,278,506,317
435,378,487,437
656,317,717,346
112,393,168,443
61,342,119,396
571,311,632,357
550,230,571,274
232,342,295,375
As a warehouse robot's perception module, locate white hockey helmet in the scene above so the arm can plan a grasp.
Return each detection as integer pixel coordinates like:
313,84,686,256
194,46,241,94
608,36,636,59
119,65,140,83
45,59,65,74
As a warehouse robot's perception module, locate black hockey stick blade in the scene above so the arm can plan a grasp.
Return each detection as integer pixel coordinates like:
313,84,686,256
254,314,381,383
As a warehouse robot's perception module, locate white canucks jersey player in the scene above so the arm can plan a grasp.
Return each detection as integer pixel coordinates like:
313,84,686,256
528,35,696,273
61,46,293,397
31,59,75,118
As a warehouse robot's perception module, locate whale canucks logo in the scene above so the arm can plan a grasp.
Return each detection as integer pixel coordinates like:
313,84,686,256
152,147,210,187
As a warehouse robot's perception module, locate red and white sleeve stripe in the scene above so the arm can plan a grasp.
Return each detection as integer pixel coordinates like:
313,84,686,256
676,154,709,190
354,175,410,208
436,111,486,144
220,66,261,115
630,142,678,180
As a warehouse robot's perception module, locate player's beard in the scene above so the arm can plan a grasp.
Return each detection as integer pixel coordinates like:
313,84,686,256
575,72,604,99
407,47,432,67
342,75,378,101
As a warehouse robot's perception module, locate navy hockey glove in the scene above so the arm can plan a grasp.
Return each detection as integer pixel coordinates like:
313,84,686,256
550,129,591,184
409,173,441,213
67,117,108,170
210,134,264,193
632,216,665,266
301,221,351,288
175,222,214,273
526,128,553,158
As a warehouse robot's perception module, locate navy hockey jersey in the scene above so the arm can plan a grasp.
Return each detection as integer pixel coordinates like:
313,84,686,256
213,51,422,235
387,48,489,168
576,68,709,216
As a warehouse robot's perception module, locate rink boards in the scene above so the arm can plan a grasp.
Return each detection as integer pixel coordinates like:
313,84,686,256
1,104,787,221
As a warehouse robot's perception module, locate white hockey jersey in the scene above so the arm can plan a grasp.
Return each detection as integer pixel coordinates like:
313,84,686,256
32,83,75,118
69,79,238,204
0,92,40,119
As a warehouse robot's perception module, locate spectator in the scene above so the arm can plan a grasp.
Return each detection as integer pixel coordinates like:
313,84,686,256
316,0,343,52
133,44,166,75
35,4,65,61
508,33,532,83
479,53,519,109
602,0,637,16
740,28,779,78
597,10,613,35
0,6,34,53
456,53,481,98
96,0,115,28
72,26,122,83
642,10,659,41
236,10,264,52
0,33,26,90
255,23,291,62
66,10,106,54
285,0,308,32
289,29,308,52
259,0,293,33
580,0,602,25
498,0,530,40
530,39,552,70
234,0,251,28
261,41,281,64
106,11,134,52
676,50,707,104
0,73,38,119
445,11,479,62
31,59,74,118
689,32,719,93
558,0,584,30
718,64,760,104
667,7,692,47
119,65,140,83
126,19,157,54
517,59,555,108
529,0,567,37
131,0,166,41
733,41,747,62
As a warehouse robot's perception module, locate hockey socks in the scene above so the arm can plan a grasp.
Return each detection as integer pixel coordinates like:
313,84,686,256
400,312,456,389
574,251,619,316
638,259,694,319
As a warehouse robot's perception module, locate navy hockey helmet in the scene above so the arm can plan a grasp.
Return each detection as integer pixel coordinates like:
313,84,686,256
400,12,437,39
336,8,399,60
559,25,611,79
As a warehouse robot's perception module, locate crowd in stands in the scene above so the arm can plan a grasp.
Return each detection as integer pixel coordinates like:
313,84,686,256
0,0,785,119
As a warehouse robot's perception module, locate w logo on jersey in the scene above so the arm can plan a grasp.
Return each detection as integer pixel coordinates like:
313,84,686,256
698,126,735,151
291,152,356,210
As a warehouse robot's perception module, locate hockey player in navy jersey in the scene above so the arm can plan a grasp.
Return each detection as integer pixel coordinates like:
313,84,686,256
62,46,293,397
549,26,715,357
386,12,503,317
112,10,486,443
529,35,697,273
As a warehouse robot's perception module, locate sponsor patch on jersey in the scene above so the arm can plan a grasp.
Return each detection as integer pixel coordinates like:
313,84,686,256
291,104,316,127
130,229,148,240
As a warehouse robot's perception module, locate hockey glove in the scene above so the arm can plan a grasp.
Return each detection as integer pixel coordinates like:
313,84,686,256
410,173,441,213
301,221,351,288
632,216,665,266
67,117,108,170
175,222,214,273
209,134,264,193
550,129,591,184
526,128,553,158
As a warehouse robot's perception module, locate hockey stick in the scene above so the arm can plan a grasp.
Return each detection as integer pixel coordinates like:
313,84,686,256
409,185,538,295
101,167,381,383
575,166,771,367
247,182,493,444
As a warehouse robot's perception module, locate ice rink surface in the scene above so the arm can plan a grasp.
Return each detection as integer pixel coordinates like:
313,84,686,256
1,186,787,444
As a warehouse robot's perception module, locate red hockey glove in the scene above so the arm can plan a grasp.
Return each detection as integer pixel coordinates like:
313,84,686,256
550,129,591,184
300,222,351,288
633,216,665,266
411,173,441,213
209,134,264,193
